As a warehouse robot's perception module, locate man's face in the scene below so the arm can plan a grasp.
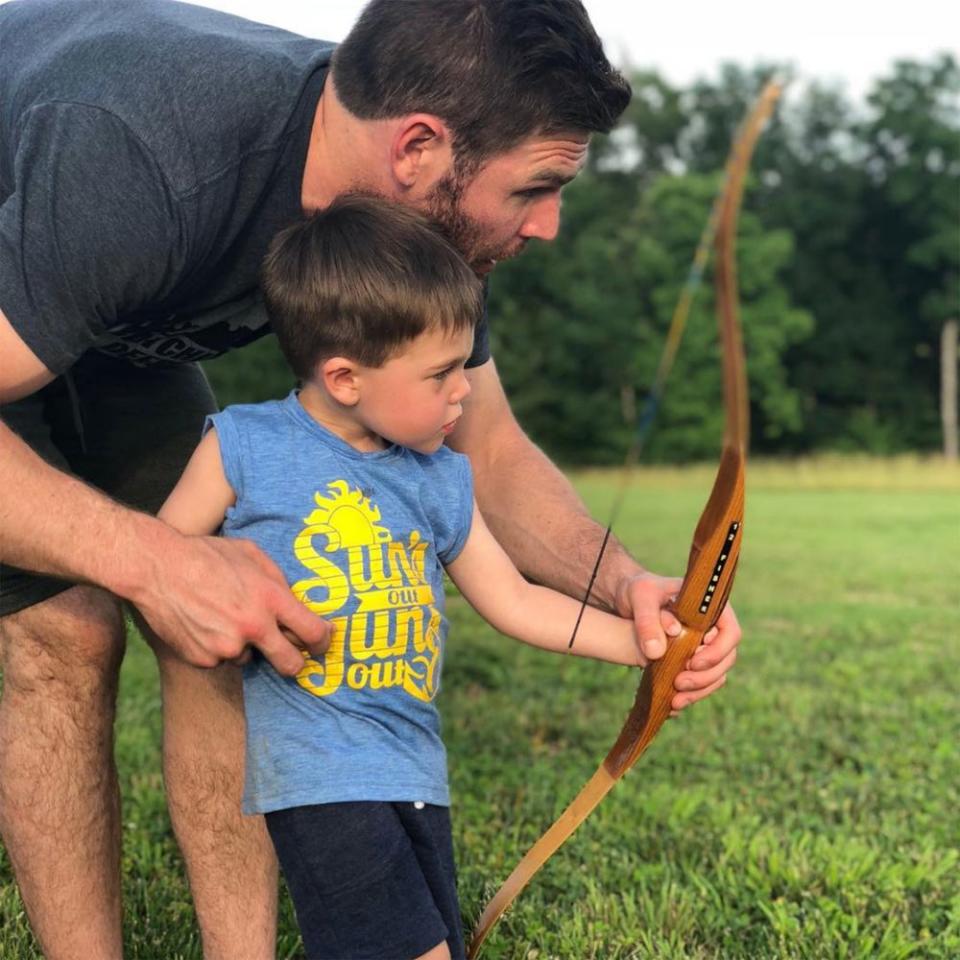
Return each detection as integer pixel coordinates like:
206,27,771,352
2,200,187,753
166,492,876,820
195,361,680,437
425,132,590,275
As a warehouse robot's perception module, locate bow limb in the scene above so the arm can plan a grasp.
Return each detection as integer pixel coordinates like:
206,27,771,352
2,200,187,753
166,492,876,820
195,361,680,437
467,79,782,958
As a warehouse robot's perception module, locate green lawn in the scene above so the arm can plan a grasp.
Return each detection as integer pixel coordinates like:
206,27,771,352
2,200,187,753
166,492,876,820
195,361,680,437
2,457,958,959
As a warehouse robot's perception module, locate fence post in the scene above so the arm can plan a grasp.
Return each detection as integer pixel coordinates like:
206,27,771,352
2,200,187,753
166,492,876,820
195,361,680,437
942,318,958,461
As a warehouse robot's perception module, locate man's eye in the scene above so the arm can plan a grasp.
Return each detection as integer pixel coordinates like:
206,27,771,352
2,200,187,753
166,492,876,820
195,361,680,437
517,187,551,199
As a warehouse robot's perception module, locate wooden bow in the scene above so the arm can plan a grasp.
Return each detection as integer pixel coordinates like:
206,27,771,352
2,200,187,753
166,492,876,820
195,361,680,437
467,80,783,957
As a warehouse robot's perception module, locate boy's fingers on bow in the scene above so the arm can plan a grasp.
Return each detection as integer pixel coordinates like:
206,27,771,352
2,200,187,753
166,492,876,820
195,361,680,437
687,630,738,672
690,603,741,669
676,646,736,694
671,673,727,712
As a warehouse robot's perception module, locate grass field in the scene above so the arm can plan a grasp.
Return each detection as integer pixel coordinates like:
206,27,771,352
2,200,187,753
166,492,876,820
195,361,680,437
1,456,958,959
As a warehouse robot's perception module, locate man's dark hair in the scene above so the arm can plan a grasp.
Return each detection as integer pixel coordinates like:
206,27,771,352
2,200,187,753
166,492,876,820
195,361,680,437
332,0,631,171
262,195,484,379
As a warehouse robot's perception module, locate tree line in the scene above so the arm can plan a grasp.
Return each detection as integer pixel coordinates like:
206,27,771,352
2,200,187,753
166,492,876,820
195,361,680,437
206,55,959,464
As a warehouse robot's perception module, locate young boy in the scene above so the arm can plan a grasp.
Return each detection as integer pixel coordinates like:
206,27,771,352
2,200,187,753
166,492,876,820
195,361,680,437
159,196,647,960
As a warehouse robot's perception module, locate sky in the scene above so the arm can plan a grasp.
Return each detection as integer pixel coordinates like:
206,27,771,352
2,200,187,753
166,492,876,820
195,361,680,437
188,0,957,104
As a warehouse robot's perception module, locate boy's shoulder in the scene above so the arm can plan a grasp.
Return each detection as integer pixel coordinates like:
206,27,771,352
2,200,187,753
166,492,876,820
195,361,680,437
215,397,286,417
213,395,292,426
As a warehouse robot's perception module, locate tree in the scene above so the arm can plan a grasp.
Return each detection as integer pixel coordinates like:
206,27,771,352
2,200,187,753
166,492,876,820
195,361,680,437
489,168,811,463
679,58,960,452
860,55,960,451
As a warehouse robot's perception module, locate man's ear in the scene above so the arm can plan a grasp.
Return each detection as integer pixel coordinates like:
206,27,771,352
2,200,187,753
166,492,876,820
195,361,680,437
390,114,454,193
321,356,362,406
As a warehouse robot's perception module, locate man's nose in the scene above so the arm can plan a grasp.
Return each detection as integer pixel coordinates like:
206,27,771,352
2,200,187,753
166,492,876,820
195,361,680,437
519,195,561,242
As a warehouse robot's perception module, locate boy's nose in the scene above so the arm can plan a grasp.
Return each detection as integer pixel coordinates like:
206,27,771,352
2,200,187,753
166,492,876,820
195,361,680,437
451,372,471,403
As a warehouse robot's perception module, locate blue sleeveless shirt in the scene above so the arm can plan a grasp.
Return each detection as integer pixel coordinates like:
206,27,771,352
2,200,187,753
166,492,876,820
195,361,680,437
207,392,473,814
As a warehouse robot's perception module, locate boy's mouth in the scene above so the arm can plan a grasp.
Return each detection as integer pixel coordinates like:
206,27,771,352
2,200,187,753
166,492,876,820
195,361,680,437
441,418,459,436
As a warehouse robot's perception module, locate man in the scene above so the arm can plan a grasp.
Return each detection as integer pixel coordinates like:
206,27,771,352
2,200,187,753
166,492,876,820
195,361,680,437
0,1,740,958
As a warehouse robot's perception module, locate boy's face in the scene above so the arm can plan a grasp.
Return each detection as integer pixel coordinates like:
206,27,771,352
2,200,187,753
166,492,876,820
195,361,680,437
356,325,474,454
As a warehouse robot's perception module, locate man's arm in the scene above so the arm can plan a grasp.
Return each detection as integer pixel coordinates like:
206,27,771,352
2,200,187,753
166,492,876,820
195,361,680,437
0,310,327,673
451,358,634,603
450,358,739,708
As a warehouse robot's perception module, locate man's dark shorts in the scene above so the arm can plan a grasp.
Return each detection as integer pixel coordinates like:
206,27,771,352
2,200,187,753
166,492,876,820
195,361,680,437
0,351,217,617
266,800,464,960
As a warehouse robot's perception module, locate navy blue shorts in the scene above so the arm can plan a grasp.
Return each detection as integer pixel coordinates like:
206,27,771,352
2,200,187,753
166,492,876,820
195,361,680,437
265,801,464,960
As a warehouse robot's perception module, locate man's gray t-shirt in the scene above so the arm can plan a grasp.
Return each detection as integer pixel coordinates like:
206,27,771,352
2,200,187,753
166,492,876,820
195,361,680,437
0,0,491,373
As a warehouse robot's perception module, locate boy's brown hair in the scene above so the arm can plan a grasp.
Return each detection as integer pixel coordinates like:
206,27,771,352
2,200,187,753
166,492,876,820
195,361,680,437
262,195,484,379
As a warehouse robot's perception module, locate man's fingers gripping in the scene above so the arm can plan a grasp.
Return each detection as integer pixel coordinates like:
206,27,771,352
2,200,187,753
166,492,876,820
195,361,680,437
276,591,332,657
256,627,310,677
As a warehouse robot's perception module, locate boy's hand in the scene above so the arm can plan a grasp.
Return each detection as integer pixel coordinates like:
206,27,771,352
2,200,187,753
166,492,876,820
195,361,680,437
131,531,331,675
616,572,741,713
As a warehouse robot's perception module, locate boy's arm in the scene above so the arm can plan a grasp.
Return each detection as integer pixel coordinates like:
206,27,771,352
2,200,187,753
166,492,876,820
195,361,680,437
157,428,236,535
446,501,644,667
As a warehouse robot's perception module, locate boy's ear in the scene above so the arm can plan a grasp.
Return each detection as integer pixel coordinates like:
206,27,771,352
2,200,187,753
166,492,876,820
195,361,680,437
390,114,454,192
320,356,362,406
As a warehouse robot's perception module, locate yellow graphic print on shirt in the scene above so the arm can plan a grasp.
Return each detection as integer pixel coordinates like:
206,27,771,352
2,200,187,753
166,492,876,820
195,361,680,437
289,480,443,703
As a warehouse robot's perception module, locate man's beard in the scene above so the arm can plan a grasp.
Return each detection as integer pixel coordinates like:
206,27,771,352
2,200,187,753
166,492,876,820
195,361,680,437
425,173,524,275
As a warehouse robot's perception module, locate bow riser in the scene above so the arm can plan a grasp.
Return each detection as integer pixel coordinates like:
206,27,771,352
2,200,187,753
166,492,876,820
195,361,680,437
675,446,745,629
604,450,744,776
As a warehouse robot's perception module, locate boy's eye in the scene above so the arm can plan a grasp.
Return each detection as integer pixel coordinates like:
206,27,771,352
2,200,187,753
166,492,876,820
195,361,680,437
433,368,453,381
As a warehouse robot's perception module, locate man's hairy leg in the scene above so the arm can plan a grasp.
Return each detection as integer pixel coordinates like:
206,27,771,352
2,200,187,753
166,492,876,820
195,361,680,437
0,586,126,960
149,636,278,960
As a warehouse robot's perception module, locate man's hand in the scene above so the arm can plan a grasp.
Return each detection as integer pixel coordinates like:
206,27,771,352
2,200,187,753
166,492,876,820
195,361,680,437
131,531,331,675
616,572,741,713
